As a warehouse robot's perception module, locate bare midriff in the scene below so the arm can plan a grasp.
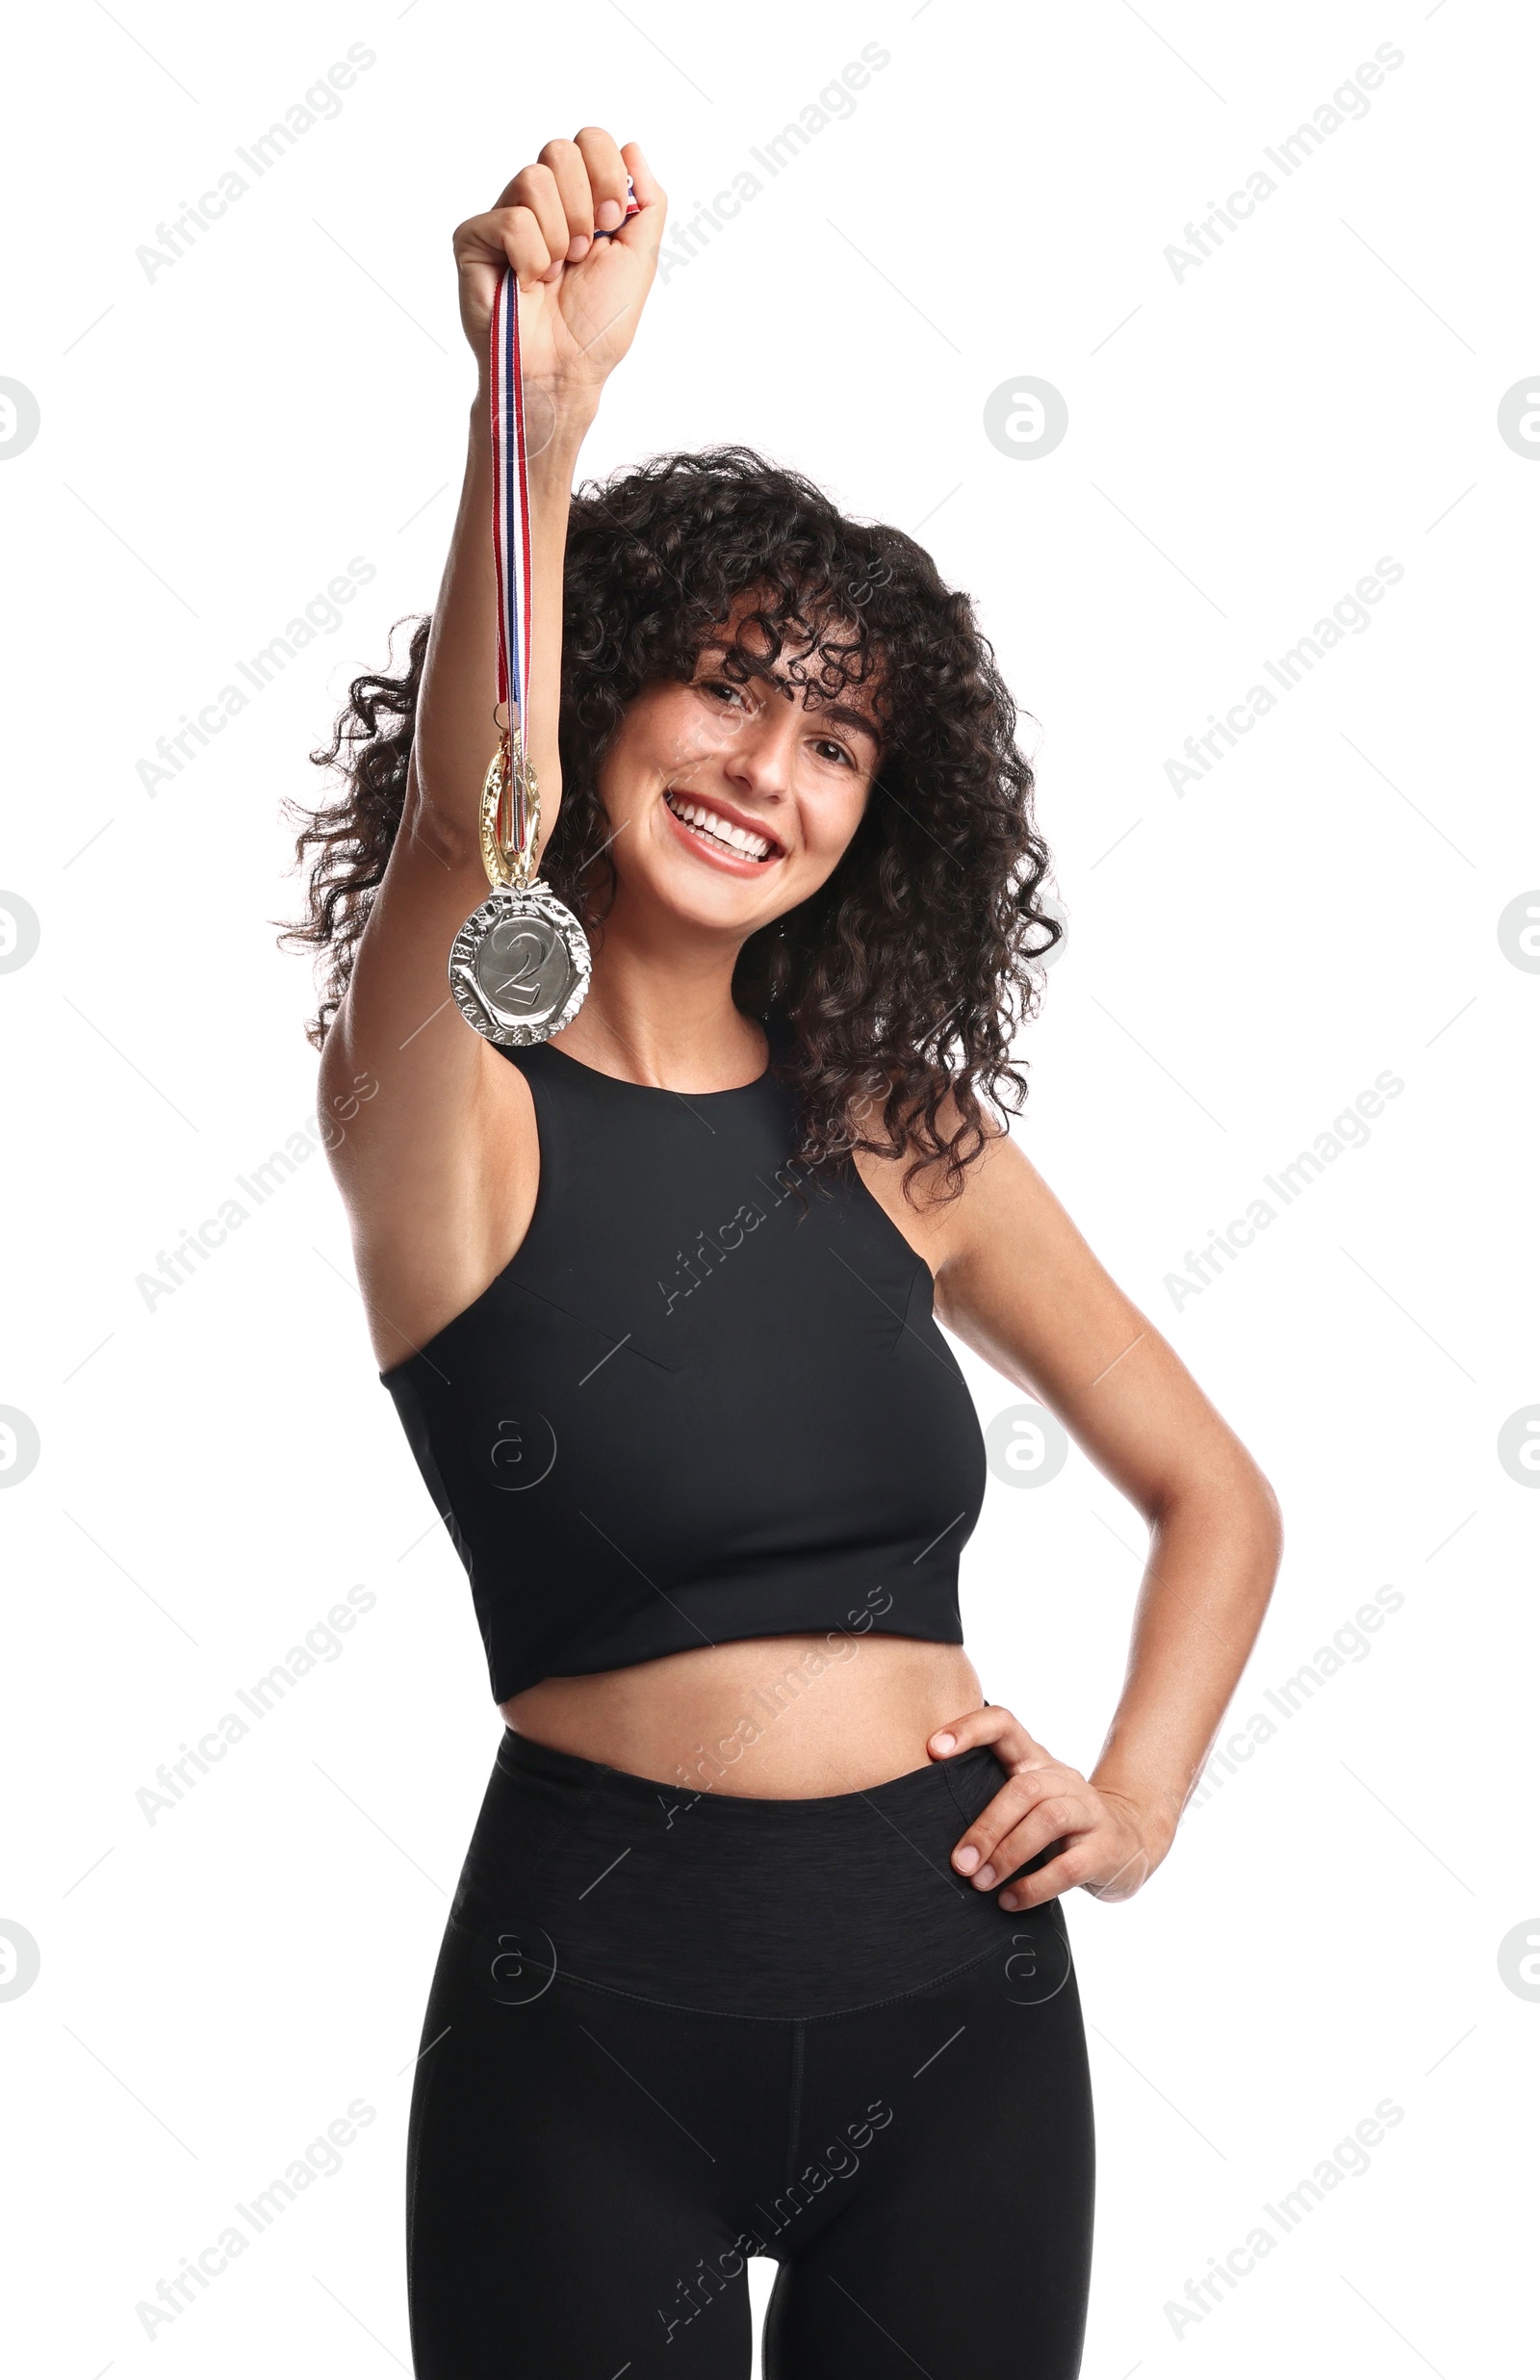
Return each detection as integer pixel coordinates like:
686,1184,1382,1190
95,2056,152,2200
500,1633,986,1798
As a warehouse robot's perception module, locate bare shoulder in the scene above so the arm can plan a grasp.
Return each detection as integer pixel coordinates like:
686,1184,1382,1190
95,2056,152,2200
849,1074,1019,1299
850,1064,1277,1525
848,1068,1116,1356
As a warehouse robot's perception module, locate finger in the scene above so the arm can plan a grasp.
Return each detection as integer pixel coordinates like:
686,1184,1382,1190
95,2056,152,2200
572,124,629,228
950,1776,1035,1876
928,1703,1047,1769
458,204,552,288
538,137,597,260
966,1798,1086,1890
505,163,570,282
999,1846,1089,1911
614,140,668,261
951,1776,1081,1882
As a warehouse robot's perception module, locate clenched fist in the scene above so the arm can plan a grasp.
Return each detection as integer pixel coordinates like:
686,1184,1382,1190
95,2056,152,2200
451,127,666,414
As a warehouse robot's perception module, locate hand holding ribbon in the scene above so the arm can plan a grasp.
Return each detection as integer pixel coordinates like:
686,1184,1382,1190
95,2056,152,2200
447,143,656,1048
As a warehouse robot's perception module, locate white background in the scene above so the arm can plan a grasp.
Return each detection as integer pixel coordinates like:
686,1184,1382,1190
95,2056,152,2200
2,1,1534,2372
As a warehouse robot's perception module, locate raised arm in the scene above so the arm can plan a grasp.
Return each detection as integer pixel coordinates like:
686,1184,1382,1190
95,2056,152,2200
315,131,664,1367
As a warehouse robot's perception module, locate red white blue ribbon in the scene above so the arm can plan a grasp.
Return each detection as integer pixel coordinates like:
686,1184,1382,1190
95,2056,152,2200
487,175,638,862
489,262,533,850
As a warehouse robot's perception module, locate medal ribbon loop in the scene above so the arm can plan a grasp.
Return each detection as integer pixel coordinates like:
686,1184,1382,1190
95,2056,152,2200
488,265,535,880
482,179,638,890
450,175,634,1047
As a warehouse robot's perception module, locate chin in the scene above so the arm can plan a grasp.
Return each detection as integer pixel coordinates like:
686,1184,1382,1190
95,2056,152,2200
653,873,779,933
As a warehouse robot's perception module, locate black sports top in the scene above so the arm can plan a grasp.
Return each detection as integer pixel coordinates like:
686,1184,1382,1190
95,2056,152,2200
381,1028,988,1703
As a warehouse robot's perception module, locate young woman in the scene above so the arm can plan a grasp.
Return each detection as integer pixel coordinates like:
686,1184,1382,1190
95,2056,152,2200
292,129,1281,2380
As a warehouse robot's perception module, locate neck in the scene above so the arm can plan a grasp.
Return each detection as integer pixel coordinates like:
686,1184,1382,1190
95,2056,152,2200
551,918,768,1092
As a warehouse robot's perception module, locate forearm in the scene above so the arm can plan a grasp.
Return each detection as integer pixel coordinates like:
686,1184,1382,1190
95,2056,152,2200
410,374,596,849
524,400,595,820
1089,1461,1283,1857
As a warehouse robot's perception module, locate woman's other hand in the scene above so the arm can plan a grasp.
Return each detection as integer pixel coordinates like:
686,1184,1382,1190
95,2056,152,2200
931,1703,1168,1909
451,129,666,410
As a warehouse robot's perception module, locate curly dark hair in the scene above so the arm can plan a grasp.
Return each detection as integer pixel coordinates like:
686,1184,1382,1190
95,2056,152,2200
283,446,1061,1201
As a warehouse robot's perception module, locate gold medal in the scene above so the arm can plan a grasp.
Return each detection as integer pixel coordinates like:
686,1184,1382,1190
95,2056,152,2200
448,726,592,1047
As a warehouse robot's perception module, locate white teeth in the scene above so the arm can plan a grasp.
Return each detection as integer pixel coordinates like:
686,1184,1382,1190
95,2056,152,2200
665,791,774,861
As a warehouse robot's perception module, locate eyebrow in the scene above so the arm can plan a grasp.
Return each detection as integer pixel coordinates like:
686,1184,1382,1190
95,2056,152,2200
804,697,883,750
695,648,883,751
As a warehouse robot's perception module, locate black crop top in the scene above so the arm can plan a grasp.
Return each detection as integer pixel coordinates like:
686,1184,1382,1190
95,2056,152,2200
380,1030,988,1702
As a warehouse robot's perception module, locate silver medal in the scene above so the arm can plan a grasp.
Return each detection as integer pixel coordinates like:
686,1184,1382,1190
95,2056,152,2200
449,732,592,1048
449,880,591,1047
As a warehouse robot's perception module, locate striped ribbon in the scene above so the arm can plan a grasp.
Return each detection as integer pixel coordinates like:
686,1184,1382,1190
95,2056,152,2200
487,176,638,867
489,265,534,862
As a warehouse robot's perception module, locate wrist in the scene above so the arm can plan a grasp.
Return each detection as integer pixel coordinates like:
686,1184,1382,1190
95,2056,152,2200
1090,1769,1183,1861
466,397,594,512
527,424,592,499
469,373,600,444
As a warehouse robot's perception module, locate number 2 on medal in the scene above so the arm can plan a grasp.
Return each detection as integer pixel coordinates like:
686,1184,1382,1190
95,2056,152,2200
487,929,545,1009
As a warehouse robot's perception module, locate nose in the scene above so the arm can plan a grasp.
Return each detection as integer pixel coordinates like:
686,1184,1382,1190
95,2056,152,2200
718,694,797,803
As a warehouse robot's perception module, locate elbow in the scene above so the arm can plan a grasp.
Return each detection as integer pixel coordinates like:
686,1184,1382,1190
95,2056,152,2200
1243,1454,1285,1558
405,768,563,877
402,778,475,873
1258,1465,1284,1546
1250,1467,1286,1591
1146,1446,1284,1564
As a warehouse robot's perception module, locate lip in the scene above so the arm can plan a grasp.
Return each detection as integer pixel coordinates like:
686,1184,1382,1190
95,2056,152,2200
661,787,786,873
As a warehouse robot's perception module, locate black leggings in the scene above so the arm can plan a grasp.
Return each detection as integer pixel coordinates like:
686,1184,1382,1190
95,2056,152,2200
406,1727,1095,2376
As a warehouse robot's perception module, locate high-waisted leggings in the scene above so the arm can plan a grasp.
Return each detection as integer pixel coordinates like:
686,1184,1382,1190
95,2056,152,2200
406,1726,1095,2376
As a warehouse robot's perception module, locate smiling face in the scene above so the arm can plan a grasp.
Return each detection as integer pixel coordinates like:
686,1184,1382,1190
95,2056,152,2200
592,600,885,944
